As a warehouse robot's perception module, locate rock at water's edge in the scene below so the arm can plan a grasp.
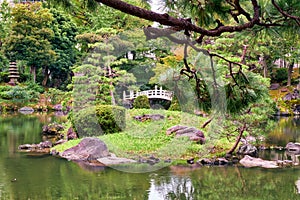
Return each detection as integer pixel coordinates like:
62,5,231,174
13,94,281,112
60,137,109,161
97,157,137,165
239,155,279,168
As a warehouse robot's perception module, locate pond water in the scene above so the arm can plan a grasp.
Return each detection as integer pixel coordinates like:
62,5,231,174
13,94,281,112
0,113,300,200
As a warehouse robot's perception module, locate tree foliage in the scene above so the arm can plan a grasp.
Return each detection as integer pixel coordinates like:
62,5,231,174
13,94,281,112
3,3,56,83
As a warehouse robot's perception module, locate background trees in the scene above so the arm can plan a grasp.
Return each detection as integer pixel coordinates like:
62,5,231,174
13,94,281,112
2,3,79,88
3,3,55,83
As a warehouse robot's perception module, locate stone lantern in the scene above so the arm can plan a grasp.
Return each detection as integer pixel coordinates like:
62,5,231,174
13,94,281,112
8,62,19,86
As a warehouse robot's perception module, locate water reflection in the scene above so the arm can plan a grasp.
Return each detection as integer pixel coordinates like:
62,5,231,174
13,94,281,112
267,117,300,146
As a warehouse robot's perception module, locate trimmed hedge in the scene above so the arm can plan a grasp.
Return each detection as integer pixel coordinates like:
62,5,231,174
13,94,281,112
95,105,126,134
72,105,126,137
133,95,150,109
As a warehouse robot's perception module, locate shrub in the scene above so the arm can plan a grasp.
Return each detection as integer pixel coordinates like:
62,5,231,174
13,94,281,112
0,85,39,102
71,105,126,137
273,68,288,83
7,86,30,100
133,95,150,109
25,82,45,93
96,105,126,134
168,97,181,111
0,85,12,93
45,88,70,105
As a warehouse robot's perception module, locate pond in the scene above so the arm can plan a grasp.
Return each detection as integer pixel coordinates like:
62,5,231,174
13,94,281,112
0,113,300,200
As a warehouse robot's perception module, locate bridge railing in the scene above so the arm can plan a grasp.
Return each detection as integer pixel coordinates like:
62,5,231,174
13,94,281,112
123,85,173,101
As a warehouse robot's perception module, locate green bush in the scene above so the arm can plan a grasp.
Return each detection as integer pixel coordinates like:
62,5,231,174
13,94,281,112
96,105,126,134
133,95,150,109
3,86,29,101
25,82,45,93
0,85,12,93
273,68,288,83
45,88,66,105
72,105,126,137
0,85,39,102
168,97,181,111
0,71,9,83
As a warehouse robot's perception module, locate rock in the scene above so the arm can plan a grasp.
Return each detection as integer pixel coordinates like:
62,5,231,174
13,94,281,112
166,125,187,135
42,123,64,135
18,141,52,153
239,155,279,168
276,160,293,168
269,83,280,90
50,149,59,155
216,158,229,165
136,155,160,165
166,125,205,144
39,141,52,148
283,93,293,101
60,137,109,162
245,136,256,144
18,144,36,150
18,107,34,114
97,157,137,165
296,179,300,194
293,105,300,115
54,139,67,145
237,143,258,157
199,158,213,165
133,114,164,122
67,127,78,140
286,142,300,154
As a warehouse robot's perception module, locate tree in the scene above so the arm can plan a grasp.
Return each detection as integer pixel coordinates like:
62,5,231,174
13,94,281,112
3,3,56,83
0,0,11,47
46,8,79,88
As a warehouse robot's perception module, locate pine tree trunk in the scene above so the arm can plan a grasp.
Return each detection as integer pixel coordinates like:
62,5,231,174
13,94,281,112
287,60,294,86
42,66,50,86
260,56,268,78
108,66,116,105
30,66,36,83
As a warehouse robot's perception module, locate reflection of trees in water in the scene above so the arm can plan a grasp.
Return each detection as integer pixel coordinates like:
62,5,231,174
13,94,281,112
150,176,194,199
267,117,300,147
149,167,300,199
259,150,300,165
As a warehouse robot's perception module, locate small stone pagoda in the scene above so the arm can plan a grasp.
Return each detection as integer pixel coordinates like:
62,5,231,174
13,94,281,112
8,62,19,86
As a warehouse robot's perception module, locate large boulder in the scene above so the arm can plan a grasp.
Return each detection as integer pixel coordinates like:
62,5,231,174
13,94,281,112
286,142,300,154
166,125,205,144
237,143,258,157
60,137,109,162
240,155,279,168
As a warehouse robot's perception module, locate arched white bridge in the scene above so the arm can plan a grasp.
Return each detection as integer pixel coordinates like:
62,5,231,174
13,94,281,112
123,85,173,101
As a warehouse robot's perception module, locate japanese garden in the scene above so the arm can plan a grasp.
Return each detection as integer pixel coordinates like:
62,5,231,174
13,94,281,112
1,0,300,199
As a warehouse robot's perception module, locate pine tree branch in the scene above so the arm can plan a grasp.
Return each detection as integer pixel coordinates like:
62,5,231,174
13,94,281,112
271,0,300,26
96,0,260,37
